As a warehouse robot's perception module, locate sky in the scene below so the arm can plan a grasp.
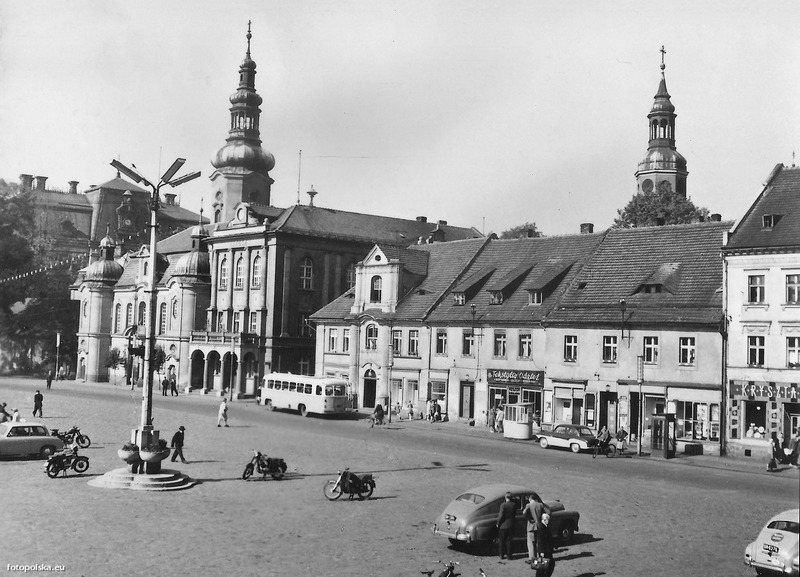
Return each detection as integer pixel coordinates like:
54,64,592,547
1,1,798,237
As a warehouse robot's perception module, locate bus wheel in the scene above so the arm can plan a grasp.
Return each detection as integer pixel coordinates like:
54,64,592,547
264,400,274,411
299,404,309,417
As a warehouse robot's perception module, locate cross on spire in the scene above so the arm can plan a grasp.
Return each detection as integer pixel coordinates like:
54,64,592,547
660,45,667,71
246,20,252,56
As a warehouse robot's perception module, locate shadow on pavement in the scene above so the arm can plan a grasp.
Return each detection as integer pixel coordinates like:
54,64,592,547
556,550,595,562
570,533,603,546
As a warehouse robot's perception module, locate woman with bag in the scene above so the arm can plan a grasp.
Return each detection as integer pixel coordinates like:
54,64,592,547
533,513,555,576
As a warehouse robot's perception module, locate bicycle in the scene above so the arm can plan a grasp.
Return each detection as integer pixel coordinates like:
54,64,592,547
592,440,616,458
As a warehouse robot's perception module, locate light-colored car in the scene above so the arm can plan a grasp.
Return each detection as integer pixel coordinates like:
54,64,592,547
537,424,596,453
432,484,580,551
744,508,799,576
0,422,64,458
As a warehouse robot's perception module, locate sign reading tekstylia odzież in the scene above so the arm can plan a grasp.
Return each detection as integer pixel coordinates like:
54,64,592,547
487,370,544,385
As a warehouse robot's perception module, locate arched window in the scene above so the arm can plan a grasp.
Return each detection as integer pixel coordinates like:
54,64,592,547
159,303,167,334
346,263,356,290
114,304,122,333
365,324,378,350
251,255,262,288
300,257,313,290
370,276,382,303
143,262,149,277
219,257,228,290
126,303,133,328
138,302,146,325
235,256,244,289
171,298,178,320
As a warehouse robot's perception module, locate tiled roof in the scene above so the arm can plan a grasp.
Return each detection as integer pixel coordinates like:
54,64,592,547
725,164,800,251
84,177,149,194
156,227,198,255
522,259,574,291
427,233,605,325
377,245,430,277
546,221,732,327
270,204,482,245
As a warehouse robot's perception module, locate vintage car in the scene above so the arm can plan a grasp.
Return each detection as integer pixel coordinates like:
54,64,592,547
536,424,597,453
432,484,580,552
0,422,64,458
744,508,799,576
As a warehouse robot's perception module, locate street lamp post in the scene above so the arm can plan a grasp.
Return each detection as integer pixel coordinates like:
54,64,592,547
111,158,200,472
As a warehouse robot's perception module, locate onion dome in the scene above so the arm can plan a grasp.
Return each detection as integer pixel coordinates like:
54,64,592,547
84,256,123,284
212,142,275,172
650,75,675,114
174,250,210,278
638,147,687,172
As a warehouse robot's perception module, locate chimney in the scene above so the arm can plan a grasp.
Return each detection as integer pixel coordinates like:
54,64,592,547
164,193,176,206
580,223,594,234
437,220,447,226
68,180,79,194
19,174,33,190
416,216,427,223
710,213,722,222
34,176,48,191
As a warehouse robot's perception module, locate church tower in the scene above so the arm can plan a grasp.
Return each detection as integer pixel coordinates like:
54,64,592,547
635,47,688,198
210,22,275,224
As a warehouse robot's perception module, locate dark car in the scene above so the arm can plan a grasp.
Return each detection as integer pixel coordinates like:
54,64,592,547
432,484,580,552
0,422,64,458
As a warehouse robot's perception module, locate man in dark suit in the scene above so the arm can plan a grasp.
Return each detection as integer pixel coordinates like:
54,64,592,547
170,426,187,463
495,491,517,560
534,513,555,576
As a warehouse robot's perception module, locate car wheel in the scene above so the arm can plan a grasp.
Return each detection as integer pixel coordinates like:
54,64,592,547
558,524,575,542
570,443,581,453
539,438,549,449
40,445,57,459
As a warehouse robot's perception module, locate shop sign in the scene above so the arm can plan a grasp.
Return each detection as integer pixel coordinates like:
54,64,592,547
731,381,799,400
487,369,543,385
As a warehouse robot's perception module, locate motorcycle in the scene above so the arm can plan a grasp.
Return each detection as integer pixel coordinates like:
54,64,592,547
44,446,90,478
323,468,376,501
421,560,460,577
242,449,287,480
51,425,91,449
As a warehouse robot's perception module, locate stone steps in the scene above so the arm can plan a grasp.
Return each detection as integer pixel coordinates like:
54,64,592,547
88,467,196,492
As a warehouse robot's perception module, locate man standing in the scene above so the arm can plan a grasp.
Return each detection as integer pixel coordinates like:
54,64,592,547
161,376,169,396
495,491,516,560
217,398,229,427
524,493,551,564
170,426,187,463
170,375,178,397
46,370,53,390
534,513,555,576
33,390,43,418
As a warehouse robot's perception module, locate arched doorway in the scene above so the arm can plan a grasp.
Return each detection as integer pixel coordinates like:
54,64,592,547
190,350,205,390
363,369,377,408
206,351,221,391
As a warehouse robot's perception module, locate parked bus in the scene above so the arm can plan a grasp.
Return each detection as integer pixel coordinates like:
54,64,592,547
259,373,350,417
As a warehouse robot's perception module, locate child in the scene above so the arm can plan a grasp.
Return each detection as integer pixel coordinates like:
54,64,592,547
407,402,414,421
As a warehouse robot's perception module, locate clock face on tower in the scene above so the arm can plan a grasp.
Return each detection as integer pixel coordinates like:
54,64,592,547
641,178,654,193
123,218,133,228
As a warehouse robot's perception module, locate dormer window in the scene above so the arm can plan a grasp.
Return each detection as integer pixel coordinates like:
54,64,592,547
762,214,781,229
641,284,663,294
528,290,543,305
453,292,466,306
370,276,382,303
489,291,504,305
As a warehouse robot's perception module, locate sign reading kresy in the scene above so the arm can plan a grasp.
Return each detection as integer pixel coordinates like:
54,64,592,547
487,370,543,385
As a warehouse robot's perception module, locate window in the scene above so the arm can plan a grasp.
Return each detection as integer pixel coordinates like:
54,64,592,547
462,330,474,356
392,330,402,356
602,335,618,363
564,335,577,362
171,298,178,319
787,274,800,304
249,312,257,333
528,290,543,305
679,337,696,365
235,256,244,289
126,303,133,328
493,330,507,358
159,303,167,334
365,324,378,350
370,276,382,303
748,336,765,366
453,292,466,306
342,329,350,353
643,336,659,364
138,302,146,325
328,328,339,352
217,311,225,332
748,275,765,304
114,304,122,333
519,332,532,358
435,329,448,355
298,313,312,337
219,257,228,290
787,337,800,368
346,264,356,290
300,257,313,290
298,356,310,376
408,330,419,357
489,291,504,305
233,312,241,333
251,255,262,289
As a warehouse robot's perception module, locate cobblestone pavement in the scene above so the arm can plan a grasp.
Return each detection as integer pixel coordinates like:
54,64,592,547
1,376,798,577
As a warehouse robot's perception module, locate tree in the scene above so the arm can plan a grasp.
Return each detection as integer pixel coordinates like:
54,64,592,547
500,221,542,239
613,181,711,228
105,347,124,385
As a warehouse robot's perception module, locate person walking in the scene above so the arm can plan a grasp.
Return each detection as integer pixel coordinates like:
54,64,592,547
33,390,43,418
46,370,53,390
488,404,497,432
170,426,187,463
495,405,504,433
426,398,432,422
534,513,556,576
524,493,551,563
495,491,517,560
217,398,229,427
406,401,414,421
0,402,11,423
170,375,178,397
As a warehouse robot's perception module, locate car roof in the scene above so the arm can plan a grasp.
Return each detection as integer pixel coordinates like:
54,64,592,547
767,509,800,524
459,484,535,500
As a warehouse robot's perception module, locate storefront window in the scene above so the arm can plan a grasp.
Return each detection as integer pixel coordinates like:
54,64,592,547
743,400,767,437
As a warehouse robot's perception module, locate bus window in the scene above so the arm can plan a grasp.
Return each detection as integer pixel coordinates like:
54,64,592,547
268,379,275,389
316,385,322,396
304,384,313,394
281,381,289,390
333,384,346,396
289,382,297,392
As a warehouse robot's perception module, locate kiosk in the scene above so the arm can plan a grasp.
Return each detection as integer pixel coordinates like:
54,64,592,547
503,403,535,440
651,413,677,459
